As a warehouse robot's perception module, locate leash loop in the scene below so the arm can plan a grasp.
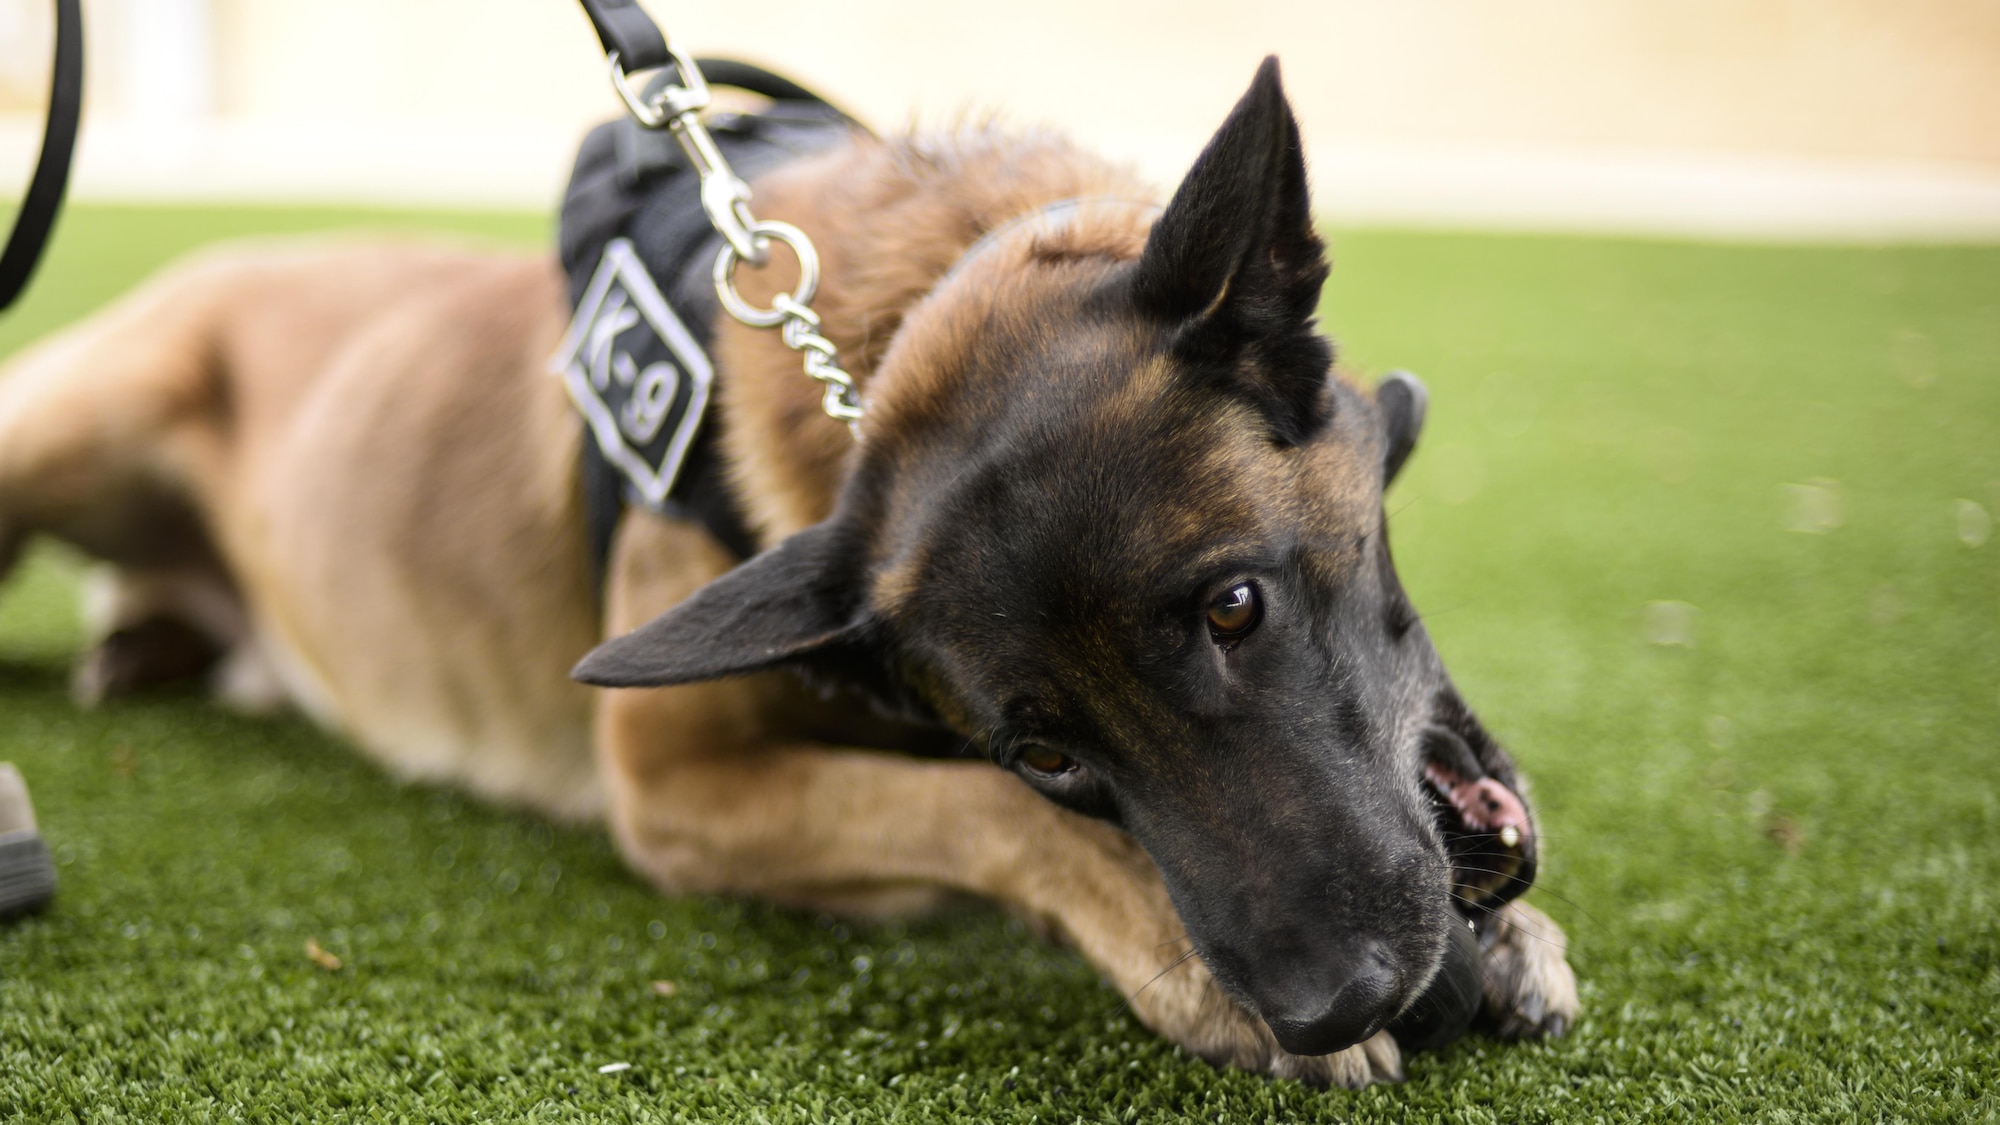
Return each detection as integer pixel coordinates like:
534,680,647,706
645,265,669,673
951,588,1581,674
601,38,863,434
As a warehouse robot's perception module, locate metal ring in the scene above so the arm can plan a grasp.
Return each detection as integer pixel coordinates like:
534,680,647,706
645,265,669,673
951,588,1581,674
607,46,711,129
713,221,821,329
606,52,667,128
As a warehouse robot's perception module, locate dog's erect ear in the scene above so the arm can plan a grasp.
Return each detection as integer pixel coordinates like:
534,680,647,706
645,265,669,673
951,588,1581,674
572,522,865,688
1376,370,1429,484
1133,55,1332,444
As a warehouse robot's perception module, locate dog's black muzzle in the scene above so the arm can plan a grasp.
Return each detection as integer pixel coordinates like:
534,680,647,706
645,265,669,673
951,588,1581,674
1126,713,1537,1057
1127,753,1461,1056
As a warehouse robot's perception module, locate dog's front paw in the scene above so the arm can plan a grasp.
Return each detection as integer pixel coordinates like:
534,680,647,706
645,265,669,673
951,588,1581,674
1264,1029,1404,1087
1478,898,1579,1038
1190,1008,1404,1088
1137,956,1403,1087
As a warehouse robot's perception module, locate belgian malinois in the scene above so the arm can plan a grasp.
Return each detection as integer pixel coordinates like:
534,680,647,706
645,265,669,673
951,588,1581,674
0,59,1575,1085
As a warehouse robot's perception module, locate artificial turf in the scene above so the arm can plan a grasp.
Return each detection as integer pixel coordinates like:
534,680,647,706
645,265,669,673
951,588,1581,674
1,204,1996,1123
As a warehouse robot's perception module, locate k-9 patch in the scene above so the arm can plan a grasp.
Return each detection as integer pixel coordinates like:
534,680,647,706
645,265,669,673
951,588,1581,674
552,238,714,510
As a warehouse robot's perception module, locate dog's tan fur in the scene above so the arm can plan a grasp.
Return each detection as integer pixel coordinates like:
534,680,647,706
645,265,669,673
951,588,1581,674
0,125,1576,1085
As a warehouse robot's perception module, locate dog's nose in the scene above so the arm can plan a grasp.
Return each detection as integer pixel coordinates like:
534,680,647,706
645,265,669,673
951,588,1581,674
1261,940,1401,1056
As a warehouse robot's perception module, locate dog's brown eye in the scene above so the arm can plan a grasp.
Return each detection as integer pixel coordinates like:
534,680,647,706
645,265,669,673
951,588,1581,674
1207,583,1261,639
1019,745,1076,778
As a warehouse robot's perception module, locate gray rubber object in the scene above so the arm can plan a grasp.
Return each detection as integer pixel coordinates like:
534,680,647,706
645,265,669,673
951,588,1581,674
1386,916,1483,1052
0,763,56,919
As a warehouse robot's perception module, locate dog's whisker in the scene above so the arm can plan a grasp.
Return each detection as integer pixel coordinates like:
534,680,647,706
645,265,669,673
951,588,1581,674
1455,910,1574,957
1450,894,1504,920
1433,958,1484,1009
1127,946,1201,1007
1448,833,1575,851
1451,884,1600,938
1464,856,1552,884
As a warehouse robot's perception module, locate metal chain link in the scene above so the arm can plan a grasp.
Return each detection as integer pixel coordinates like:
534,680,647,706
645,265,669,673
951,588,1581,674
608,46,863,434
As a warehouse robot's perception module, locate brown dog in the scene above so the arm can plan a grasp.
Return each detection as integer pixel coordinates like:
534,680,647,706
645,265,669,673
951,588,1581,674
0,59,1575,1085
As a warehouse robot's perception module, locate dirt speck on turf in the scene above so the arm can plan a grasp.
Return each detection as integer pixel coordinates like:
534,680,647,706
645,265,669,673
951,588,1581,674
1765,814,1805,855
304,938,342,971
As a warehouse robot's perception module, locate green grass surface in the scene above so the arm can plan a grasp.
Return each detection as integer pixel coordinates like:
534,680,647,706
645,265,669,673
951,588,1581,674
2,205,1997,1122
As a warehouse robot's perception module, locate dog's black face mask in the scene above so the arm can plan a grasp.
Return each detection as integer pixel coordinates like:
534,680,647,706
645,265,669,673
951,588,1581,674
575,58,1538,1058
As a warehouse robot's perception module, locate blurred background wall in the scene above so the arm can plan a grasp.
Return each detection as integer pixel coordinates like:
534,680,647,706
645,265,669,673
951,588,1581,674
1,0,1997,237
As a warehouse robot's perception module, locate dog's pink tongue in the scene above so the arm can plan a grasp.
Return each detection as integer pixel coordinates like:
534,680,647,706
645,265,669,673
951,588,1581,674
1450,776,1530,838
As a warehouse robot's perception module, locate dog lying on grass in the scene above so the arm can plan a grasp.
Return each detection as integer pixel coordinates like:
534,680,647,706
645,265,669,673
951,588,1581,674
0,58,1575,1085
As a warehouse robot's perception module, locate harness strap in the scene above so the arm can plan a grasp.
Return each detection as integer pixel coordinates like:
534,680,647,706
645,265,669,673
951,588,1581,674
691,59,847,110
560,63,856,579
574,0,670,72
0,0,83,313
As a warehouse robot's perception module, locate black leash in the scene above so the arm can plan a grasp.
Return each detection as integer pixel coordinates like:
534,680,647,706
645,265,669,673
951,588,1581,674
0,0,83,314
575,0,847,103
576,0,671,73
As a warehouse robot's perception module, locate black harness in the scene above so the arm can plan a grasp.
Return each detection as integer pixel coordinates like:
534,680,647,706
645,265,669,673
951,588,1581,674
555,62,857,575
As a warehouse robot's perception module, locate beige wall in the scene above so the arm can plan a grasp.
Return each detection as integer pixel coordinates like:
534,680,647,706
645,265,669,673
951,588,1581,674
1279,0,2000,167
0,2,51,111
1,0,1997,231
71,0,2000,168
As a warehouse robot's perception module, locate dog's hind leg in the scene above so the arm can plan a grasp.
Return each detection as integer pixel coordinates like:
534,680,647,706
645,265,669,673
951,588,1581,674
66,563,278,706
0,257,223,553
0,258,253,697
